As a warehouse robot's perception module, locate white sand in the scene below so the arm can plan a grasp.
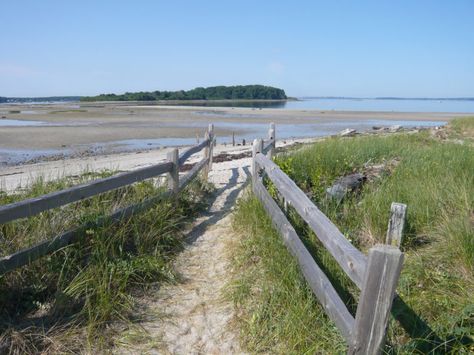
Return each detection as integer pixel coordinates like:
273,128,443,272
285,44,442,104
0,138,316,192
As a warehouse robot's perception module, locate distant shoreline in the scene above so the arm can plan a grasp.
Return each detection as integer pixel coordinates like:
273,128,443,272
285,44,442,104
301,96,474,101
1,98,298,105
3,96,474,105
81,98,297,105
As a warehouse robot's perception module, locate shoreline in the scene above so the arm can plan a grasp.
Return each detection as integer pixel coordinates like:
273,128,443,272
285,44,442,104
0,103,461,167
0,125,432,192
0,136,319,192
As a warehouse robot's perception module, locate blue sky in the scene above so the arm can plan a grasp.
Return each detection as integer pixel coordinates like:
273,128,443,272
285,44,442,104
1,0,473,97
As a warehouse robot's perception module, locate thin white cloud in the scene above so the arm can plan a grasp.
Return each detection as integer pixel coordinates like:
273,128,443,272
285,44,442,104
267,61,285,75
0,63,39,78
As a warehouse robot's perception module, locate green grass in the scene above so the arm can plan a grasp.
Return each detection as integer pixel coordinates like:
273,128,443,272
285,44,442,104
230,120,474,353
229,193,346,354
0,172,210,353
449,116,474,141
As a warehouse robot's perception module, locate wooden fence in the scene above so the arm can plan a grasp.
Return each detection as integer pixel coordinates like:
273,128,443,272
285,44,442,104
252,124,406,354
0,124,215,275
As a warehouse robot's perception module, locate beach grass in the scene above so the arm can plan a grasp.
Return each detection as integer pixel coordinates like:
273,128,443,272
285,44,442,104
229,119,474,353
0,172,210,353
449,116,474,142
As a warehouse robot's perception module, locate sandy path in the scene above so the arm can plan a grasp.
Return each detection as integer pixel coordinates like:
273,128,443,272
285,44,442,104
1,137,261,353
120,157,251,354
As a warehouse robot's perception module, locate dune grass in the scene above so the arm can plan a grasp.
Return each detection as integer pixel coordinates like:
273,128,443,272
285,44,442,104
0,172,210,353
230,194,347,354
230,119,474,353
449,116,474,141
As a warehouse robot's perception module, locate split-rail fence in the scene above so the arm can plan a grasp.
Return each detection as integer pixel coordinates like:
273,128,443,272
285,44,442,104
0,121,411,353
0,124,215,275
253,124,407,354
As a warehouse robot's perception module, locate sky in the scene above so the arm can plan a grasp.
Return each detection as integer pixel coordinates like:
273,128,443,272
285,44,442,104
1,0,473,97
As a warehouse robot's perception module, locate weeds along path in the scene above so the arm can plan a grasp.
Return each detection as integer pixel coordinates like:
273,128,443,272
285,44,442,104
123,157,252,354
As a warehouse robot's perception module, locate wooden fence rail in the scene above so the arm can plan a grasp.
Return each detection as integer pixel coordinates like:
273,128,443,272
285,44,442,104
252,124,405,354
0,124,215,275
0,162,174,224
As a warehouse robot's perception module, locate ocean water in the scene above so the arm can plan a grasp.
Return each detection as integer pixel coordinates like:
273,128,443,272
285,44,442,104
0,118,446,166
0,98,462,165
172,98,474,113
284,98,474,112
0,119,46,126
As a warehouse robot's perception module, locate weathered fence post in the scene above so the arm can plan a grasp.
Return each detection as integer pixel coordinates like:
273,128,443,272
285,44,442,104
166,148,179,195
267,122,276,159
386,202,407,247
167,148,179,195
232,132,235,146
206,123,214,178
203,132,210,181
203,124,214,181
349,245,404,354
252,138,263,184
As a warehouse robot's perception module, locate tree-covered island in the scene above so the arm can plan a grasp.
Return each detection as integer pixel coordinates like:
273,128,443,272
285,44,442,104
80,85,287,102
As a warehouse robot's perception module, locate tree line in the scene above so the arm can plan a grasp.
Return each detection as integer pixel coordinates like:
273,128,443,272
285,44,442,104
0,96,80,103
80,85,287,102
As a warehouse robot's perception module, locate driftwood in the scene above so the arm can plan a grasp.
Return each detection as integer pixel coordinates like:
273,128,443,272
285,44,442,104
339,128,357,137
326,173,366,201
389,125,402,132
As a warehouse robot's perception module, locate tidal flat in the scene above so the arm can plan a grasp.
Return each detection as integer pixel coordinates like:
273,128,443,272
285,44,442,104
0,102,461,165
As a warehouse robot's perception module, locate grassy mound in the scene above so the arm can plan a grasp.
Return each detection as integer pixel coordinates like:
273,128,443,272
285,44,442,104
229,118,474,353
0,172,210,353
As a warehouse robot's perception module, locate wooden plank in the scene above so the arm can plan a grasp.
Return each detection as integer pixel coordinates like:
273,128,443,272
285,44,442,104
208,124,214,173
178,139,210,166
254,180,355,341
262,138,274,154
349,245,404,354
178,157,209,191
0,189,172,275
254,153,367,289
203,131,210,181
252,139,264,183
385,203,407,247
0,161,173,224
167,148,179,195
267,122,276,159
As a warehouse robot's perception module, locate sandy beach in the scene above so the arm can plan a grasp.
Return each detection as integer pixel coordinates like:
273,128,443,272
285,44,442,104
0,102,463,166
0,136,321,192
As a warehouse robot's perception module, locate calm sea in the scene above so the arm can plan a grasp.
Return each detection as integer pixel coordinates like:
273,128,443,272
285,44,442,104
174,98,474,113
